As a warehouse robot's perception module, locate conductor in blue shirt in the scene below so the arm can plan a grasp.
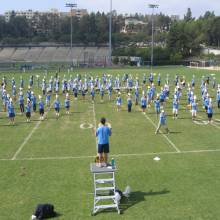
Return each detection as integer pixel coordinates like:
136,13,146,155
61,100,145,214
95,117,112,165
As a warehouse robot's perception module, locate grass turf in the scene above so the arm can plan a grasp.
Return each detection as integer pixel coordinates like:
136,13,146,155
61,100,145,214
0,66,220,219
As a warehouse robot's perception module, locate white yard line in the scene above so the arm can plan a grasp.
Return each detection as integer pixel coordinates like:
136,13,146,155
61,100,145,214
1,148,220,161
11,107,51,160
197,115,220,130
92,102,98,147
142,113,181,153
211,123,220,130
11,120,41,160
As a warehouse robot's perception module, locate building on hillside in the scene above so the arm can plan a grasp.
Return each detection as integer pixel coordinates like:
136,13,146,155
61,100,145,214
170,15,180,21
70,9,88,19
4,8,88,22
121,17,147,34
5,9,35,22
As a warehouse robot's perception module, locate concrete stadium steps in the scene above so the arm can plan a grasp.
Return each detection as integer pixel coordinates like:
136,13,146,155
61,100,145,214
38,47,58,62
0,48,16,61
95,47,109,64
96,47,109,57
52,47,70,62
66,47,84,62
24,47,44,62
11,48,29,61
83,47,99,62
0,46,109,63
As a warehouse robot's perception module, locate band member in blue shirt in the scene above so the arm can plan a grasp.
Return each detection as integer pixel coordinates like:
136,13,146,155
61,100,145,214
65,93,70,114
38,96,45,120
8,98,15,125
54,95,60,119
25,99,32,122
127,93,132,112
155,109,169,134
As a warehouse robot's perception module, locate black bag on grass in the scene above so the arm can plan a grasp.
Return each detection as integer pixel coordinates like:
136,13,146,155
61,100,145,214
34,204,56,219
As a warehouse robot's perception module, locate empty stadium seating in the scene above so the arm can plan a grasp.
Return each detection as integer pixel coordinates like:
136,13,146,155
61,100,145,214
0,46,109,64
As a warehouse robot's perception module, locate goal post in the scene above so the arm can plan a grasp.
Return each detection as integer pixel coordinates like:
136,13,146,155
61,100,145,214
189,61,199,69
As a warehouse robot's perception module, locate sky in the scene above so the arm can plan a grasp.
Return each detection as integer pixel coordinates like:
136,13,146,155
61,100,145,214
0,0,220,18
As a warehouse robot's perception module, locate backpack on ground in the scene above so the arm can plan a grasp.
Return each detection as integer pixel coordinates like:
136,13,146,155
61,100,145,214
32,204,56,219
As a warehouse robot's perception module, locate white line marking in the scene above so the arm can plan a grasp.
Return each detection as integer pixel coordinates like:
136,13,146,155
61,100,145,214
80,123,93,129
142,113,181,153
211,123,220,130
11,120,41,160
197,115,220,130
11,106,52,160
92,102,98,147
1,148,220,161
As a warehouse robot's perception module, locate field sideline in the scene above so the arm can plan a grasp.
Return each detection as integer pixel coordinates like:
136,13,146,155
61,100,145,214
0,66,220,220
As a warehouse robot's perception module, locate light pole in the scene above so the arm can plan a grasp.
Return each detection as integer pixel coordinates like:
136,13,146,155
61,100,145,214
66,2,77,65
148,4,159,72
108,0,112,66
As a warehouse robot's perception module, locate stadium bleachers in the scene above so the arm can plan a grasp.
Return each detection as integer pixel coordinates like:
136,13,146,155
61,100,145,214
0,48,16,61
38,47,57,62
66,47,84,62
24,47,44,62
52,47,70,62
11,48,29,61
0,46,109,64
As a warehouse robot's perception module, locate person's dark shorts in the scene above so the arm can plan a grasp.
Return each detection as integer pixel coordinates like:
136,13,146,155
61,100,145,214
39,109,44,115
160,99,164,103
33,104,36,112
55,107,60,112
205,106,208,111
9,113,15,118
98,144,109,154
26,112,31,118
207,113,213,119
141,105,146,109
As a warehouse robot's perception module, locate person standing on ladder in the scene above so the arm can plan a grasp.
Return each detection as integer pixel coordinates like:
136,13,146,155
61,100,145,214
95,117,112,167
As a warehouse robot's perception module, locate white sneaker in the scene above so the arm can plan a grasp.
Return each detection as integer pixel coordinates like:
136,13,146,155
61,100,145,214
123,186,131,197
31,215,37,220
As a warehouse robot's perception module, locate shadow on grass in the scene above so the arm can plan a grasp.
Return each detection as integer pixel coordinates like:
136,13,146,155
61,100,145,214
119,189,170,213
168,131,182,134
41,212,62,219
92,189,170,215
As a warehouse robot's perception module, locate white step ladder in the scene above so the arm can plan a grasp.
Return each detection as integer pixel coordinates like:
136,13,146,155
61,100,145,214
90,163,120,215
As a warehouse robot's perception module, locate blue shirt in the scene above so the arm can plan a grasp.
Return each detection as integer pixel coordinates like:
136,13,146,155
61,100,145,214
116,97,122,105
127,98,132,105
31,95,36,105
207,106,213,114
154,100,160,109
160,92,166,100
159,112,166,125
65,99,70,107
54,100,60,109
173,100,179,109
141,97,147,106
8,103,15,114
91,89,95,97
26,104,31,113
192,102,197,111
18,95,24,105
96,126,112,145
39,101,44,110
217,93,220,101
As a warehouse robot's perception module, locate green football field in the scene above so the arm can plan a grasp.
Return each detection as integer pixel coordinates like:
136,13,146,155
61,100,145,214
0,66,220,219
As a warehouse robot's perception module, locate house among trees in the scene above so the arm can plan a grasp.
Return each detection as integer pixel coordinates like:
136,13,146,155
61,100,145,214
121,17,148,34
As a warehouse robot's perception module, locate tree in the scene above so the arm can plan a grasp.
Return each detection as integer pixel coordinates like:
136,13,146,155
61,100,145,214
184,8,194,22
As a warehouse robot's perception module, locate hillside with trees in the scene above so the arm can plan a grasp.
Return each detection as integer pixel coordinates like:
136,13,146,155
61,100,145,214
0,8,219,63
